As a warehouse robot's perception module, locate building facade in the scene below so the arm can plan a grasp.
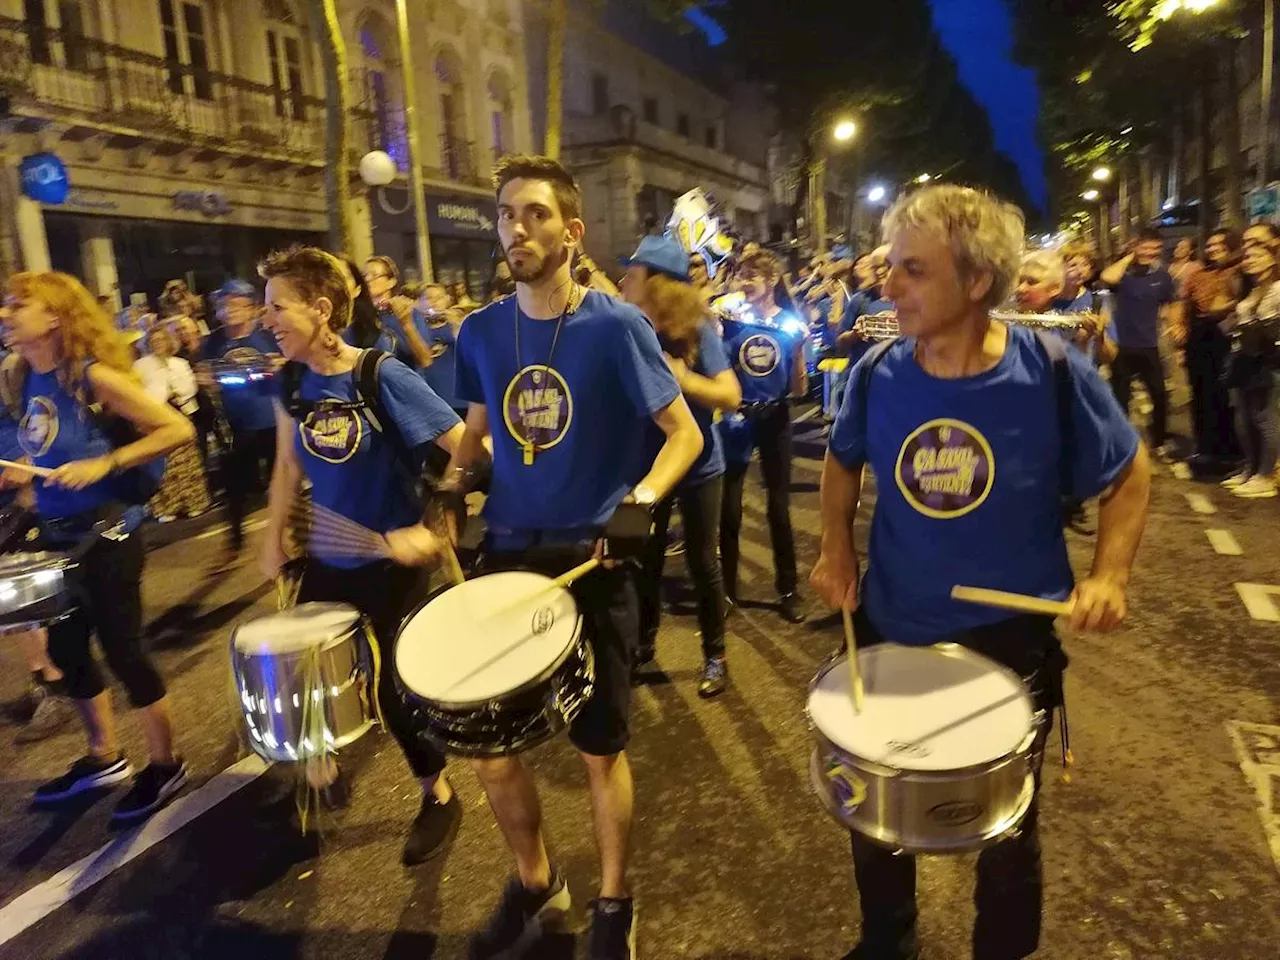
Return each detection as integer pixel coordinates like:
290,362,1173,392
0,0,532,309
526,0,771,266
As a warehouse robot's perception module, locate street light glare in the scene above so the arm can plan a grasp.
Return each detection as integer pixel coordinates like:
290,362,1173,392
867,185,887,203
1082,189,1101,201
1092,167,1112,182
833,120,857,142
915,174,932,184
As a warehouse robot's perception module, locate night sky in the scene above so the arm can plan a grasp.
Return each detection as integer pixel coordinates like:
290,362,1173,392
928,0,1048,211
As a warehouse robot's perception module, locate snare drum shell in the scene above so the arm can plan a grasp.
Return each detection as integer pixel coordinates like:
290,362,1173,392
0,553,77,633
807,648,1040,854
231,613,374,763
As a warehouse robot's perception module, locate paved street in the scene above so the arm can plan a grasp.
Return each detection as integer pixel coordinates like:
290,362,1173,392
0,408,1277,960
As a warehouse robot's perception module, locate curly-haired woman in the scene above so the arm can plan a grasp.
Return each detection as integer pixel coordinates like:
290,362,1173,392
1,271,194,823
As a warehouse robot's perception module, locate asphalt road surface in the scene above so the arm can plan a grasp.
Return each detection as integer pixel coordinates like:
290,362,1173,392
0,408,1277,960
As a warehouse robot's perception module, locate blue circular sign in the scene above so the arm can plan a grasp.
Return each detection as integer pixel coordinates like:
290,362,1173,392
19,153,70,205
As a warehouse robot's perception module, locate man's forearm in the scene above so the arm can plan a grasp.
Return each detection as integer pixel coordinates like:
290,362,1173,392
638,419,703,501
1091,446,1151,586
679,371,739,412
819,452,862,557
1099,254,1132,287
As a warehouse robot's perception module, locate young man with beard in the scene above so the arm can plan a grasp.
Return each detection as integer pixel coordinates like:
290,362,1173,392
811,185,1151,960
1099,228,1177,458
441,155,703,960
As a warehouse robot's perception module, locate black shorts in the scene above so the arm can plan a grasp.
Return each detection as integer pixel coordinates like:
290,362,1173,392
480,544,638,757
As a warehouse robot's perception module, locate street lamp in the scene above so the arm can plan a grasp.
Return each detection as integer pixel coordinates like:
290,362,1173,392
914,173,932,184
1092,166,1112,182
833,120,857,143
1082,188,1101,201
867,184,888,204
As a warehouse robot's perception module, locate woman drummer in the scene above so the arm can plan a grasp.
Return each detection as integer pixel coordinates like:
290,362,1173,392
620,235,742,696
257,246,468,866
0,271,194,823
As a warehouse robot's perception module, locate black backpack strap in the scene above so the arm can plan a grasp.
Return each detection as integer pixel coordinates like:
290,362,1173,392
353,349,417,480
855,337,899,460
279,360,308,420
1033,330,1075,499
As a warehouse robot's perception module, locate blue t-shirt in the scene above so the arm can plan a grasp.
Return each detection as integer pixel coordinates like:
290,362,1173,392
293,358,460,568
722,310,805,404
645,322,728,490
829,324,1139,645
18,367,146,535
204,328,278,432
1109,267,1174,349
455,290,681,532
419,311,461,410
0,410,23,509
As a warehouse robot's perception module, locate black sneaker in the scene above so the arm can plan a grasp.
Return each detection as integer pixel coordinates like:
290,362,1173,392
402,790,462,865
34,755,133,804
468,870,571,959
779,592,806,624
111,759,188,823
588,897,636,960
698,658,728,699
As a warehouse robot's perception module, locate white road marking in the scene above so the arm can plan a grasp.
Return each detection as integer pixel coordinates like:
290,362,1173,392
195,518,269,541
1206,529,1243,556
1226,721,1280,875
791,406,821,426
1234,583,1280,622
0,754,271,946
1185,492,1217,515
1172,462,1193,481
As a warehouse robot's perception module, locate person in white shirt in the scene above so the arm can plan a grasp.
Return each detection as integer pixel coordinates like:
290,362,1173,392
134,326,209,520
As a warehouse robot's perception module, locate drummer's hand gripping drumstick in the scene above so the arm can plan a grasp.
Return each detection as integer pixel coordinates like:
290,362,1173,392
0,458,53,479
842,606,864,714
950,585,1075,618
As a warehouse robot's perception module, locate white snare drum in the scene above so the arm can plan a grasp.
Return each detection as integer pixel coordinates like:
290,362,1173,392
395,571,594,757
808,643,1040,853
231,603,375,763
0,551,77,633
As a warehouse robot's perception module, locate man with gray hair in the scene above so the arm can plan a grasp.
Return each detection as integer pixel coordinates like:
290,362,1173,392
810,184,1151,960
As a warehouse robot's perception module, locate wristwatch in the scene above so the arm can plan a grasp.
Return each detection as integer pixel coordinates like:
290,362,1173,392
629,484,657,507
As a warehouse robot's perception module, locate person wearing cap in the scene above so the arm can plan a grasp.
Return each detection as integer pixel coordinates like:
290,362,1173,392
718,247,809,624
201,279,281,570
620,235,742,696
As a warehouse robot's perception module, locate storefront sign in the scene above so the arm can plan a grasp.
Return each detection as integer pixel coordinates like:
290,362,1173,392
63,189,120,212
426,193,497,239
19,153,70,205
174,189,232,218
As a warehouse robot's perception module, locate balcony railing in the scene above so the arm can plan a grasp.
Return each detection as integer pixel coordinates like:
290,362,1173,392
0,15,325,163
439,134,481,185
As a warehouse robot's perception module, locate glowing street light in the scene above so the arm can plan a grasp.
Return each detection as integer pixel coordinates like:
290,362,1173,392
833,120,858,143
915,173,932,184
1082,189,1101,201
1092,166,1112,182
867,184,888,204
1153,0,1221,18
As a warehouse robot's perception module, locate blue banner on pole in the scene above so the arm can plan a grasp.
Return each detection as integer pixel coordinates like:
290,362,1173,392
19,153,70,205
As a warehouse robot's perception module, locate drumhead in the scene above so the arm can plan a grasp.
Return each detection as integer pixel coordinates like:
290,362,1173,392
0,552,68,576
396,571,580,706
809,643,1033,772
233,602,362,655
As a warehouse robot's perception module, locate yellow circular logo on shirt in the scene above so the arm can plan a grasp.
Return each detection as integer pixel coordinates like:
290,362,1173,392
299,408,363,464
894,418,995,519
502,365,573,452
18,396,58,458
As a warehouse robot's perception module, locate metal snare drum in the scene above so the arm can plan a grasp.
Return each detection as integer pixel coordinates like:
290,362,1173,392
0,551,77,633
807,643,1040,854
231,603,375,763
395,571,594,757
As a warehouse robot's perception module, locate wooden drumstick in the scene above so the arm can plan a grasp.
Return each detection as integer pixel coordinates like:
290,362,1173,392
842,607,864,714
0,458,52,478
480,557,603,625
951,585,1074,618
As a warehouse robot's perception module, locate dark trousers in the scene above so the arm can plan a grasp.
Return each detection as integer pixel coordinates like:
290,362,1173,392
224,426,276,551
1184,322,1238,460
47,530,166,708
638,475,726,660
720,404,797,598
847,609,1065,960
1110,346,1168,447
296,558,446,779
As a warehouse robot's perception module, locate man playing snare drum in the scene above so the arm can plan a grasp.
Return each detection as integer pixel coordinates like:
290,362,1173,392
810,184,1151,960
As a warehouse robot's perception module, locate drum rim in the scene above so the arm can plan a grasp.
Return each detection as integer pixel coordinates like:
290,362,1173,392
0,551,75,574
231,601,365,655
806,643,1035,775
394,572,585,710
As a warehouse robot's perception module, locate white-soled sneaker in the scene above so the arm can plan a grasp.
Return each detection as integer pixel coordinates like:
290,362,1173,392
1233,476,1278,499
